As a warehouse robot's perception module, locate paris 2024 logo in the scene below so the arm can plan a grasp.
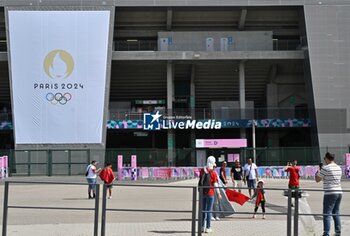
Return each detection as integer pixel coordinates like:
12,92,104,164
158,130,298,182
34,49,83,105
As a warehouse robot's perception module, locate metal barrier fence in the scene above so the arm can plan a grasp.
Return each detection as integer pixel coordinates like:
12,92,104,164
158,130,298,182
2,181,350,235
243,146,350,166
291,188,350,236
197,186,293,236
2,181,100,236
198,186,350,236
1,147,349,176
100,183,197,236
0,149,98,176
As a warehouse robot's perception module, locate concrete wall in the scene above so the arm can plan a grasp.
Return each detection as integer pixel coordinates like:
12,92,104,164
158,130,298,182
304,5,350,147
210,101,254,119
158,31,273,51
4,0,350,7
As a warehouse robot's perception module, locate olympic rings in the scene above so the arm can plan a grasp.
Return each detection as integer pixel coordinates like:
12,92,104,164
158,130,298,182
46,92,72,105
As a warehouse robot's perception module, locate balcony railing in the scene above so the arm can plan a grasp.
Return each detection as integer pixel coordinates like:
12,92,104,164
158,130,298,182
273,39,303,51
114,38,305,52
114,40,157,51
0,108,311,125
108,108,310,121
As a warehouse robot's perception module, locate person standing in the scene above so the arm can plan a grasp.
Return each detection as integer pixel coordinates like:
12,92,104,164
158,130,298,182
243,158,259,198
230,160,243,193
251,180,266,219
315,152,342,236
199,156,222,233
99,163,116,199
86,160,101,199
284,160,301,189
212,164,221,221
284,160,301,207
220,161,228,185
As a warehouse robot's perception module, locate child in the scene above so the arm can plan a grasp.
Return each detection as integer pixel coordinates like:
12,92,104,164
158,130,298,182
251,179,266,219
99,163,116,199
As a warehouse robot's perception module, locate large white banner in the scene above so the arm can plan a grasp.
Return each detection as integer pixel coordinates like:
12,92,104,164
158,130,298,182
8,11,110,144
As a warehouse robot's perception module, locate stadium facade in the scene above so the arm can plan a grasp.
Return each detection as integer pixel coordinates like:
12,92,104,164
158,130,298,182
0,0,350,174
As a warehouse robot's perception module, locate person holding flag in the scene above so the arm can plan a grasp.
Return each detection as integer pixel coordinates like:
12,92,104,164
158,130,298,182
99,163,116,199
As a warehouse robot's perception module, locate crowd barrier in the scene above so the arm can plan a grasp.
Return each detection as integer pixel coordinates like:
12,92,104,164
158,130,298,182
2,181,350,236
0,155,9,179
197,186,350,236
119,165,350,180
2,181,100,236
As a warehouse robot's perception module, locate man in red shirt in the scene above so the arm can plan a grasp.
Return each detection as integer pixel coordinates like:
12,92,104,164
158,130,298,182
284,160,301,189
284,160,300,207
199,156,222,233
99,163,116,199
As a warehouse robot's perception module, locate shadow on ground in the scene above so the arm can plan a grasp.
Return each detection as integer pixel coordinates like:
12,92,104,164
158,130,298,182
148,230,192,234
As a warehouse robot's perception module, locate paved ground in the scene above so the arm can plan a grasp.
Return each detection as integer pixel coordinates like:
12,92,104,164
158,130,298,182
0,176,349,235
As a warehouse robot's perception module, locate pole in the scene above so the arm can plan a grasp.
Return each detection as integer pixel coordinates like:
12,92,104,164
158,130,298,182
197,188,203,236
293,189,299,236
191,187,197,236
252,119,256,164
101,184,107,236
287,189,292,236
2,181,9,236
93,184,100,236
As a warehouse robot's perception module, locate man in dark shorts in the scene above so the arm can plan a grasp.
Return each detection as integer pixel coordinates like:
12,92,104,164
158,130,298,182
230,160,243,192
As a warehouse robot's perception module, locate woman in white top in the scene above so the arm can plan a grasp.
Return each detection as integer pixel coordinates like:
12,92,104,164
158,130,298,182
86,160,101,199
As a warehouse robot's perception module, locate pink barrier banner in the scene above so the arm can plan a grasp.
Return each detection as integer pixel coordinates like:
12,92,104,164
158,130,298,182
131,155,137,181
4,156,8,178
117,155,123,180
140,167,149,179
0,156,4,179
131,155,137,168
233,154,240,162
0,155,8,179
182,167,192,177
118,165,348,180
257,166,319,178
172,168,182,177
345,153,350,166
228,154,234,163
153,168,172,178
195,139,247,148
122,168,131,178
346,153,350,178
193,168,201,178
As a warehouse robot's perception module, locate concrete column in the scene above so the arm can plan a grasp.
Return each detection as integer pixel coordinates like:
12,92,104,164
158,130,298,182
190,64,196,118
167,61,175,166
266,83,278,117
190,64,196,166
167,61,174,110
166,7,173,31
266,83,280,147
167,130,175,166
239,60,246,138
